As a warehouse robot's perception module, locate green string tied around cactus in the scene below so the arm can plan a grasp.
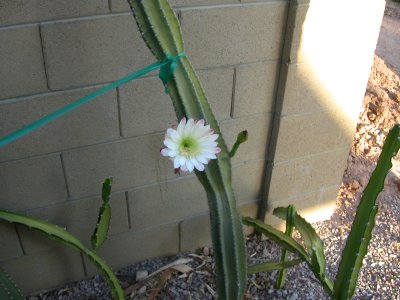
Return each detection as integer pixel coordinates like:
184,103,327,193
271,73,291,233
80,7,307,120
0,53,186,148
159,52,187,92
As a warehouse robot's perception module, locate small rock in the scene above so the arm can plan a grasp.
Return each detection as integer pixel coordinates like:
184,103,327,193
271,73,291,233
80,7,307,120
136,270,148,281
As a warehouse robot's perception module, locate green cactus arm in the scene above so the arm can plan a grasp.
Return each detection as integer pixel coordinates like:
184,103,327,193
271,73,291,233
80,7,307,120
127,1,246,298
242,217,309,260
333,124,400,300
0,265,24,300
0,211,124,300
248,258,303,274
91,178,113,251
273,206,333,295
276,205,296,289
229,130,248,158
101,177,112,204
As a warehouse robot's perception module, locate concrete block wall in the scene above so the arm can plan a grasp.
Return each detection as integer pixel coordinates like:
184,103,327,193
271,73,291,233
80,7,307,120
260,0,385,227
0,0,287,294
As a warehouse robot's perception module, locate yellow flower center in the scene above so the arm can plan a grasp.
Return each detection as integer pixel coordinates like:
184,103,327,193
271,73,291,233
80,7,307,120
179,137,199,157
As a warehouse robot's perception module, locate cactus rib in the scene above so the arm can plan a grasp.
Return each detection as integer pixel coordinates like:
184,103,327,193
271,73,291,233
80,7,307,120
127,0,246,298
333,124,400,299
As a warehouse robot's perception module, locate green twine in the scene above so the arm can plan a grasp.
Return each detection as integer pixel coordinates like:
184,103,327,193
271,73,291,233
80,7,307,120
0,53,186,148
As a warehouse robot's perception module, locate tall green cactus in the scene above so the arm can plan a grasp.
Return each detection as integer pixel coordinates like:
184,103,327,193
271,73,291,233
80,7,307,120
127,1,247,298
333,124,400,299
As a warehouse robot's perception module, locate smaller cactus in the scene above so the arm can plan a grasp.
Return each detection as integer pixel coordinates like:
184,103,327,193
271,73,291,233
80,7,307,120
0,265,24,300
91,177,113,251
333,124,400,299
0,178,123,300
276,205,296,289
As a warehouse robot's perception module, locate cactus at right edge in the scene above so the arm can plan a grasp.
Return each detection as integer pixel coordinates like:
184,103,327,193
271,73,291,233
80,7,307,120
246,125,400,299
127,1,247,298
333,124,400,299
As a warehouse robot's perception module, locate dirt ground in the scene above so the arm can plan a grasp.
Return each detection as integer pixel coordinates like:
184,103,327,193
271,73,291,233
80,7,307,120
338,0,400,222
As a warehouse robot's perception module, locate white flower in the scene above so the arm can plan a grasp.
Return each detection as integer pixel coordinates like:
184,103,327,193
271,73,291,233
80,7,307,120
161,118,221,172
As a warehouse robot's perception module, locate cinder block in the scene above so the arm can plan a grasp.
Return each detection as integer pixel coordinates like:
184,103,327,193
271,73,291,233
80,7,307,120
18,192,129,254
198,68,234,121
0,25,47,100
128,176,207,230
220,113,272,164
41,15,154,90
180,2,287,68
239,201,260,236
119,68,233,138
2,247,85,296
0,155,67,211
62,134,174,199
180,200,260,252
280,63,341,116
233,62,278,118
274,109,355,162
112,0,238,11
110,0,131,12
85,222,179,274
286,4,310,64
268,147,349,202
118,77,176,138
0,87,119,162
0,221,23,261
171,0,238,7
180,213,211,252
265,184,339,230
233,160,265,204
0,0,109,26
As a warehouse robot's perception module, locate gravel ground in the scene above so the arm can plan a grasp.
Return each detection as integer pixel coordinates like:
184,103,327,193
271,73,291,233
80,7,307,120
29,5,400,300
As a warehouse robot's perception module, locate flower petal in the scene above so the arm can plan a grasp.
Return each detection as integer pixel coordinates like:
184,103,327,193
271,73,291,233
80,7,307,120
160,148,169,157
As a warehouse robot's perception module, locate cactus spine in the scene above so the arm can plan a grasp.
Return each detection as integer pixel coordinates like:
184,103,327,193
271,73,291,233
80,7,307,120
127,1,247,298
